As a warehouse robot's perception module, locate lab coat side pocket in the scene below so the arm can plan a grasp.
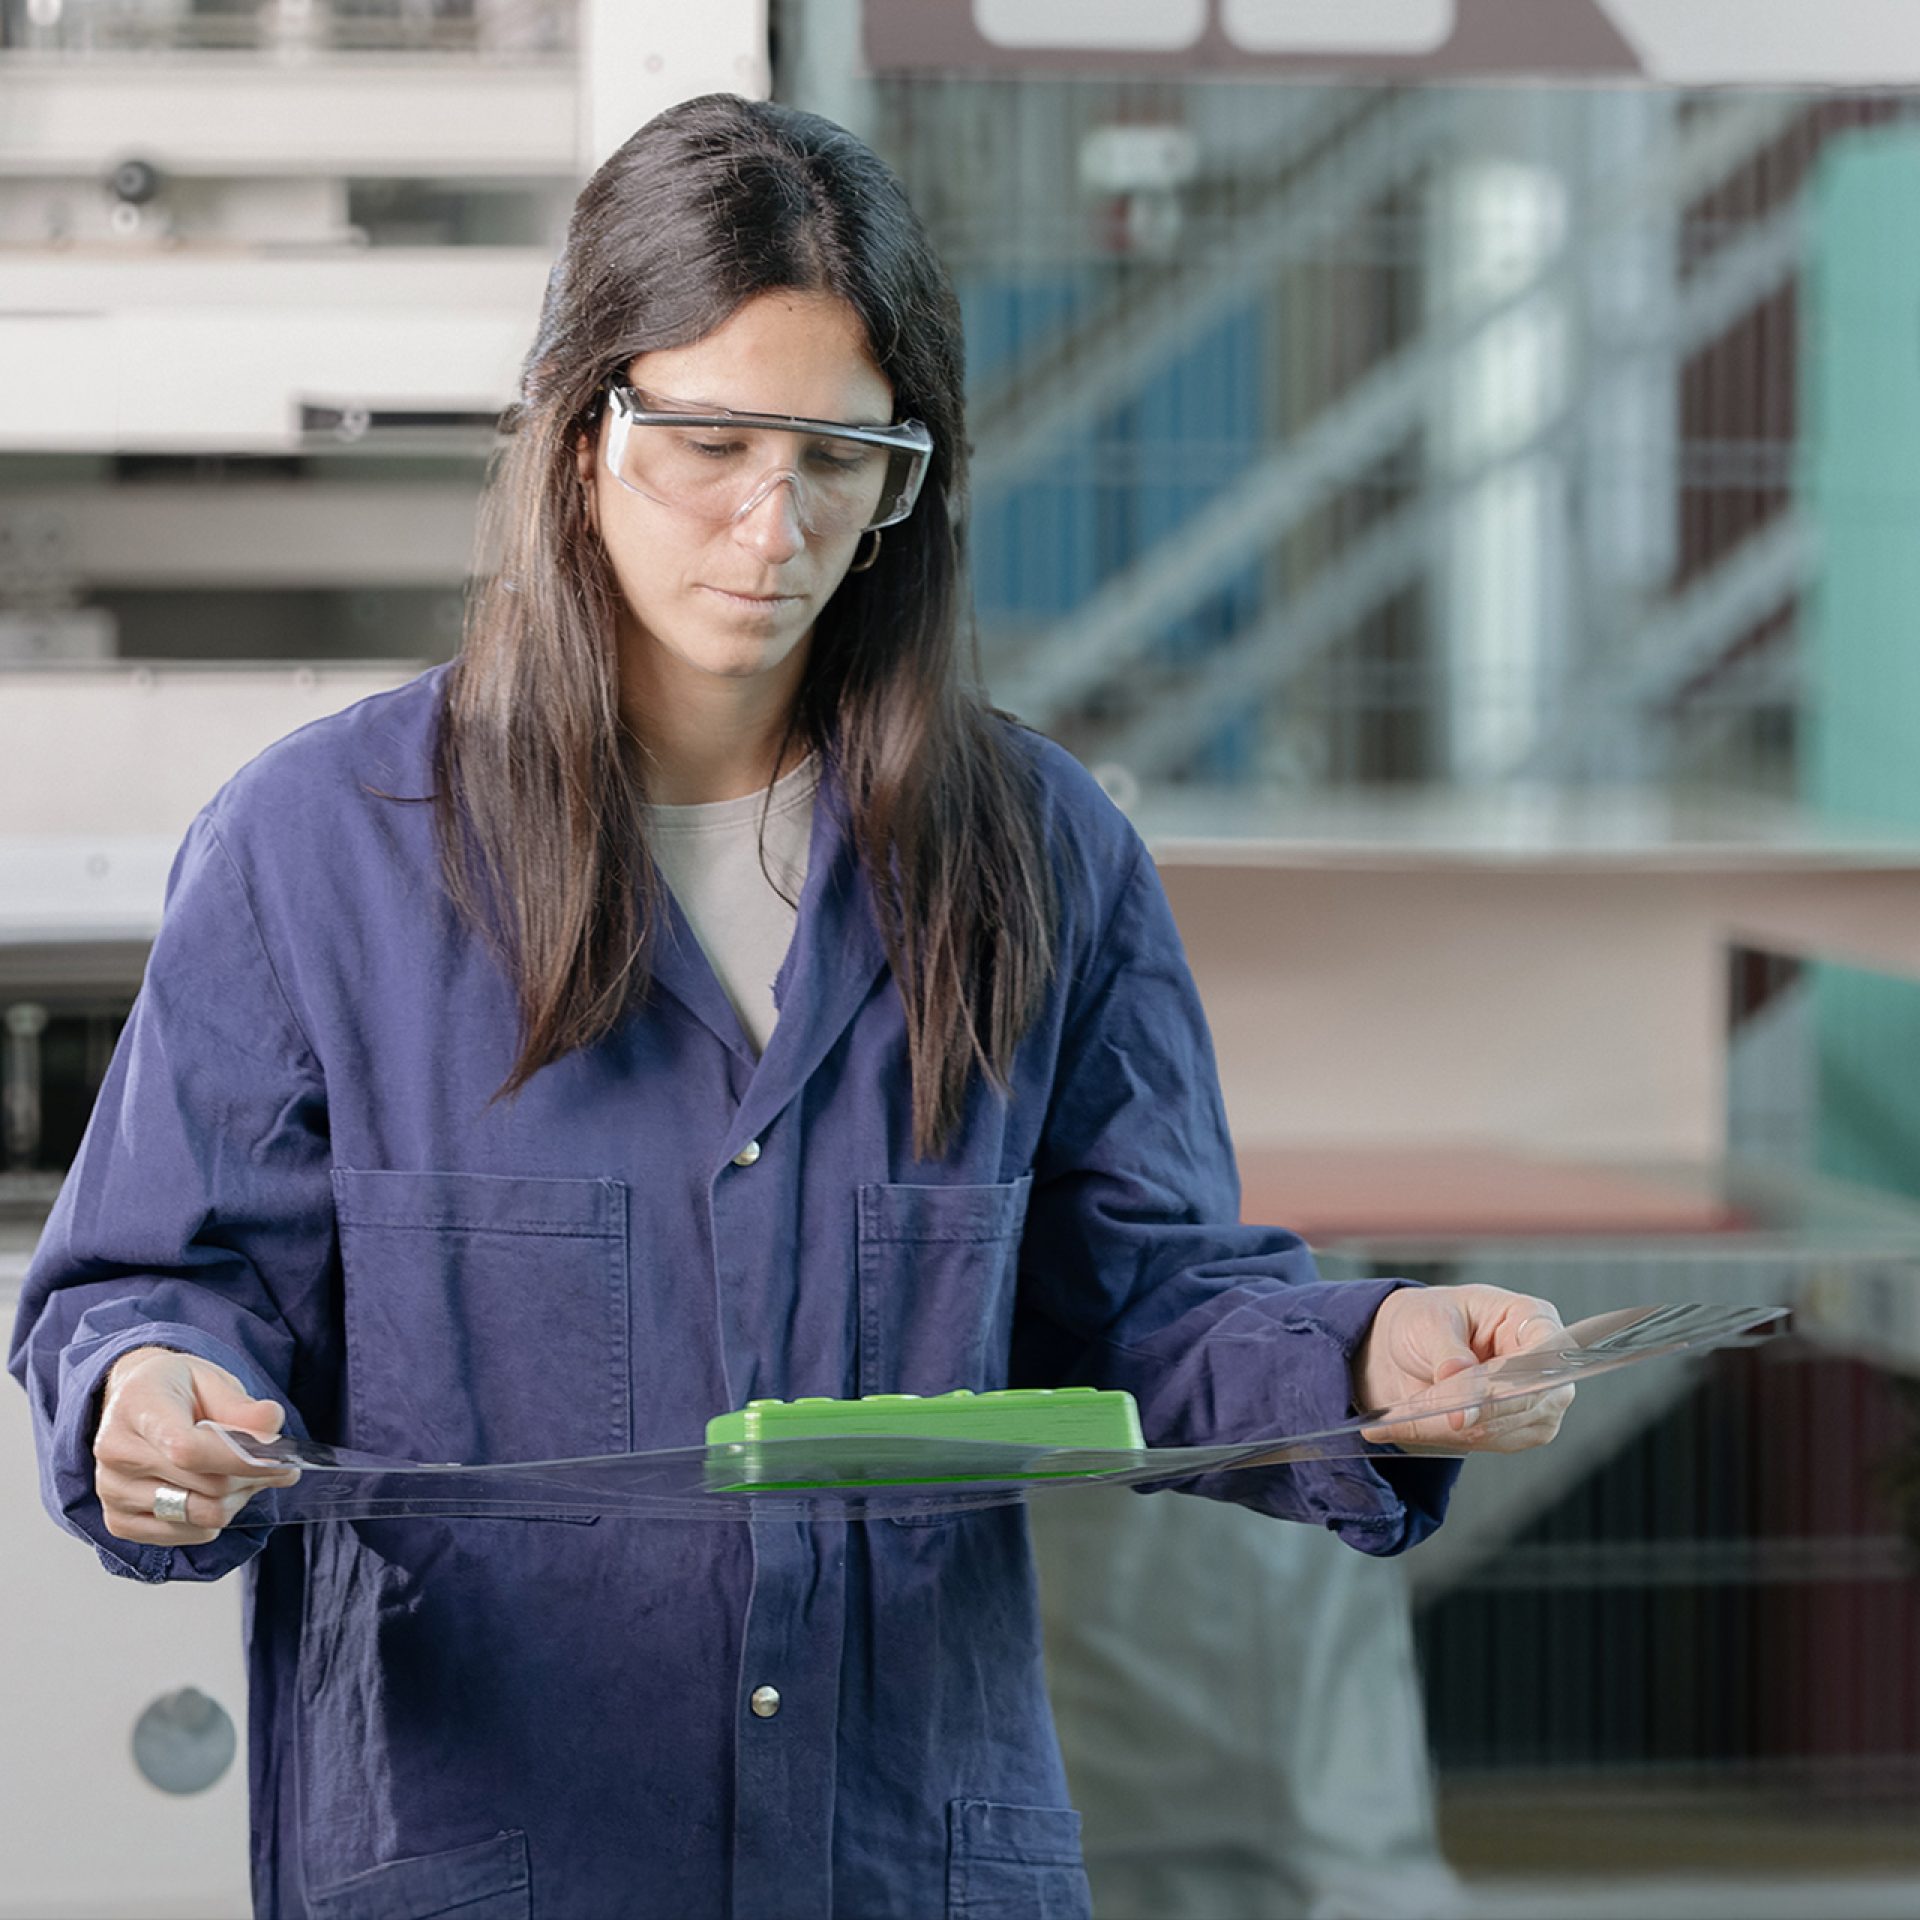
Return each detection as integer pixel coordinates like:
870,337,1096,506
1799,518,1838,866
331,1168,631,1471
945,1799,1091,1920
306,1828,530,1920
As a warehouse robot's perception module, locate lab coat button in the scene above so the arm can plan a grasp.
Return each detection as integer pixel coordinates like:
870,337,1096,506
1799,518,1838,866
749,1685,781,1719
731,1140,762,1168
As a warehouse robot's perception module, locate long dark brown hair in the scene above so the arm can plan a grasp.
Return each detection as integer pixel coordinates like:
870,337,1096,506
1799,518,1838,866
435,93,1056,1159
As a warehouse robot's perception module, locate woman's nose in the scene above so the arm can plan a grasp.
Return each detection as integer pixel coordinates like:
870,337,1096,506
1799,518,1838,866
730,475,808,561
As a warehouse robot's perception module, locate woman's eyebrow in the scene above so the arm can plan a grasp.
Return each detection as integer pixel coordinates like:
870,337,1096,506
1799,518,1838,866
647,387,892,430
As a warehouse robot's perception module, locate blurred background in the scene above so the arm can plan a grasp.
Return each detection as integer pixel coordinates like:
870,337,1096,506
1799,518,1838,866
5,3,1920,1916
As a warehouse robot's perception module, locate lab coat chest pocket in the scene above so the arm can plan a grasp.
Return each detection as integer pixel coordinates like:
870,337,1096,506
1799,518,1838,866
856,1175,1033,1397
331,1169,630,1465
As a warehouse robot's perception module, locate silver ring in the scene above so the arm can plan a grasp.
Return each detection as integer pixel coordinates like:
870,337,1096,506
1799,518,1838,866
152,1484,192,1524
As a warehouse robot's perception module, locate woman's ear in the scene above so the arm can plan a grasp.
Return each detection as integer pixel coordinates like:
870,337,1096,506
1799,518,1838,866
575,431,600,533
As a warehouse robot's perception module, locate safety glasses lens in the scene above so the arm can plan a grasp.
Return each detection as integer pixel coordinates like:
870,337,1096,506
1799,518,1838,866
614,420,919,534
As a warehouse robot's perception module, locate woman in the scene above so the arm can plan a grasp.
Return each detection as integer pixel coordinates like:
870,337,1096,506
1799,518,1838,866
10,95,1567,1920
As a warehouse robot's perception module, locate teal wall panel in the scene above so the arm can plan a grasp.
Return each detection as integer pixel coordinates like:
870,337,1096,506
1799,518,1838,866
1804,132,1920,1197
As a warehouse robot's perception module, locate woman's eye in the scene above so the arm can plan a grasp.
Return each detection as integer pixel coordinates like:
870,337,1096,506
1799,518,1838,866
681,437,746,459
807,446,871,474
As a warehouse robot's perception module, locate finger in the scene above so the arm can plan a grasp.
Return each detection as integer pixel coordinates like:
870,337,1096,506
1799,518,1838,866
195,1423,300,1477
1429,1354,1484,1431
1372,1412,1552,1455
99,1479,259,1544
150,1419,297,1482
1493,1291,1568,1348
1360,1410,1477,1451
1364,1377,1575,1451
1453,1384,1577,1452
102,1351,288,1449
1479,1381,1575,1423
92,1422,253,1482
95,1422,296,1488
102,1511,224,1547
1368,1356,1487,1437
97,1400,299,1484
1461,1415,1566,1454
1507,1381,1576,1429
189,1369,287,1439
97,1461,288,1510
1447,1287,1565,1361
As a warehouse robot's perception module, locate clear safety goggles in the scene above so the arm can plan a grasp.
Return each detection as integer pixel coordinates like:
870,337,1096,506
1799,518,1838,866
601,383,934,537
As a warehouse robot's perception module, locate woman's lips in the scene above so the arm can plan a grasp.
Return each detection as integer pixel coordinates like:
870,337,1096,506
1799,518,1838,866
701,585,801,608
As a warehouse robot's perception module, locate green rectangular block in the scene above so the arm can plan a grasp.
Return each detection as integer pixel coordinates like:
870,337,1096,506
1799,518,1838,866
706,1386,1144,1451
703,1387,1145,1492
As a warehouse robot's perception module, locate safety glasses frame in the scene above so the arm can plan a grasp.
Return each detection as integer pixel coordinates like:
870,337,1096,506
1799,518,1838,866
601,383,934,532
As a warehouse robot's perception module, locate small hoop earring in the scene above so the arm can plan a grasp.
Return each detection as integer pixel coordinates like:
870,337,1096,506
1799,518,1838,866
848,529,883,573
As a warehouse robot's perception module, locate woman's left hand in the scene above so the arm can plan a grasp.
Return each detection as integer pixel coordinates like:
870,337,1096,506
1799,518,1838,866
1351,1284,1574,1453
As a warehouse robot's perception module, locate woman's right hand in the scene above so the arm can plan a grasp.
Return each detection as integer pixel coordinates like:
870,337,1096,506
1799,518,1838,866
93,1346,300,1546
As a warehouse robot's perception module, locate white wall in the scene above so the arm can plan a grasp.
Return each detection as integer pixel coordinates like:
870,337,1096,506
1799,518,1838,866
0,1282,250,1920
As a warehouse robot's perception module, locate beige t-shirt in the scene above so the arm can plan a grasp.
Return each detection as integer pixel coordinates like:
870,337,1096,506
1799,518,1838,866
646,755,818,1057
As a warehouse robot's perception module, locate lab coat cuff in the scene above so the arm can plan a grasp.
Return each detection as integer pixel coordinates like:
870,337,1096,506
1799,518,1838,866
1152,1276,1458,1555
1292,1274,1460,1554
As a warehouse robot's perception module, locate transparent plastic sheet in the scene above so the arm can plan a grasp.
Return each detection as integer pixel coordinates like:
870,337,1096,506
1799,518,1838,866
208,1302,1785,1526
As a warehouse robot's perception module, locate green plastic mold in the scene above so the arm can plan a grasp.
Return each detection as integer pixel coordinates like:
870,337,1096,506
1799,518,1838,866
703,1387,1145,1492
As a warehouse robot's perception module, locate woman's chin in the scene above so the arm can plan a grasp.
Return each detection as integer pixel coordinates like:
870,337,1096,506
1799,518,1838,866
688,628,809,682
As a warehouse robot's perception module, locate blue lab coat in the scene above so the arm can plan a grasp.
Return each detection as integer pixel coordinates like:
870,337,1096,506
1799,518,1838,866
10,665,1454,1920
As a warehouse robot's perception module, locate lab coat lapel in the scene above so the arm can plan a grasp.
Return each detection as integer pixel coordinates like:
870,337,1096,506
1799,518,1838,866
723,758,890,1158
645,885,759,1068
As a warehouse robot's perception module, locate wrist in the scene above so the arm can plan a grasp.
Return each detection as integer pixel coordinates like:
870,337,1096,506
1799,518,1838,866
1349,1287,1406,1412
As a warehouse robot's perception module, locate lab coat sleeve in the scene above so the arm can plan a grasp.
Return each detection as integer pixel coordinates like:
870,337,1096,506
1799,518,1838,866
7,811,334,1584
1013,840,1457,1555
